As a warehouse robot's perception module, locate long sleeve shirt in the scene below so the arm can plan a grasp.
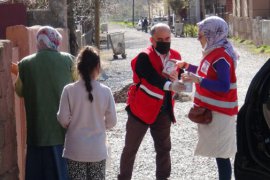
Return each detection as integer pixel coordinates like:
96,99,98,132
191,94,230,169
187,59,230,92
135,53,168,89
57,79,117,162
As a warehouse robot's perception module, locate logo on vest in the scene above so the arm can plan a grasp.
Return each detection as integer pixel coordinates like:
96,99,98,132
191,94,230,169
200,60,210,75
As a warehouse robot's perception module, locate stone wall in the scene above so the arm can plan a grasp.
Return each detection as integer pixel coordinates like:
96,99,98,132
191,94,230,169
6,25,70,59
229,14,270,46
252,18,263,46
262,20,270,45
27,0,67,28
0,40,19,180
231,16,252,40
228,14,234,36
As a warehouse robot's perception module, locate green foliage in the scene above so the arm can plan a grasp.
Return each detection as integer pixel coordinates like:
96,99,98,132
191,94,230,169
254,45,270,54
231,37,270,55
183,24,198,37
112,21,134,28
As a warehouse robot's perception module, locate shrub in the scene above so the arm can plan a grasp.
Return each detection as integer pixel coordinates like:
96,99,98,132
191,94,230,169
183,24,198,37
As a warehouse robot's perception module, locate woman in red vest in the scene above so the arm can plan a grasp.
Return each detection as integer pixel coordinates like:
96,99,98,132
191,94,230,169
177,16,239,180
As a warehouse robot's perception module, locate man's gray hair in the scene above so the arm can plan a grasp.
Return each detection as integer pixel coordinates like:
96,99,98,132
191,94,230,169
150,23,171,36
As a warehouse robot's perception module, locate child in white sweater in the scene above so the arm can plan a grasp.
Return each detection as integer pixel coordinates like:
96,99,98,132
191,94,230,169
57,46,117,180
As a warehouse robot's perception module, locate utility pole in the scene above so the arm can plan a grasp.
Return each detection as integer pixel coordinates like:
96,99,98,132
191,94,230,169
132,0,135,27
147,0,151,23
94,0,100,49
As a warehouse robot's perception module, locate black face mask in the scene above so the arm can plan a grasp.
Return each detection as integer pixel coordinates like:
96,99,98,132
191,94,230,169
155,41,171,54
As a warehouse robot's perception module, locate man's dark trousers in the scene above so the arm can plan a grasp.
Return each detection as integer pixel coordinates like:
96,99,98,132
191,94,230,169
118,111,172,180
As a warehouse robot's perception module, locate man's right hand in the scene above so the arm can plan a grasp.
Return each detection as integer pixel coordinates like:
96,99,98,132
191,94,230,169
169,81,185,92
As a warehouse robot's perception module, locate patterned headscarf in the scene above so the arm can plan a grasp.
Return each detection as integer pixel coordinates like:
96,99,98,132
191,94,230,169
197,16,239,63
36,26,62,51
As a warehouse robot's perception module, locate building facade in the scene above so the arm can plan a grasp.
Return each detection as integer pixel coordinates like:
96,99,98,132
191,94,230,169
230,0,270,46
233,0,270,19
204,0,233,21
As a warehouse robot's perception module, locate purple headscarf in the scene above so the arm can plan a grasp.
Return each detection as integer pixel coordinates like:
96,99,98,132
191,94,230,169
197,16,239,63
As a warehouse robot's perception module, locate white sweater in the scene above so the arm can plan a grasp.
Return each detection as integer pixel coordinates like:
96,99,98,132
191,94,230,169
57,79,117,162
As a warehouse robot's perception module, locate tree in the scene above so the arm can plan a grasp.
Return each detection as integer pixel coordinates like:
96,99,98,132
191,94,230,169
167,0,189,22
19,0,48,9
200,0,205,20
22,0,130,53
94,0,100,49
67,0,78,55
74,0,119,47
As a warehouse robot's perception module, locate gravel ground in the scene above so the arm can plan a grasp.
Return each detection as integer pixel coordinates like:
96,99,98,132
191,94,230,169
100,24,269,180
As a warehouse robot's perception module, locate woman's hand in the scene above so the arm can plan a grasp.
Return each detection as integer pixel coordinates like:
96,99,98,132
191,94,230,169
11,62,18,76
181,72,202,84
175,60,189,69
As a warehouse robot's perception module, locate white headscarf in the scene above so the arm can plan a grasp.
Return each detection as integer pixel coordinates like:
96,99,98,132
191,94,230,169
197,16,239,63
36,26,62,51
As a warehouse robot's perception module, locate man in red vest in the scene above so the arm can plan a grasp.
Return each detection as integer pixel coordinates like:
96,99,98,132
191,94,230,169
118,23,185,180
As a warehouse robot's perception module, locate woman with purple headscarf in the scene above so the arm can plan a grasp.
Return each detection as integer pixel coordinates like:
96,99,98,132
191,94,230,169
177,16,239,180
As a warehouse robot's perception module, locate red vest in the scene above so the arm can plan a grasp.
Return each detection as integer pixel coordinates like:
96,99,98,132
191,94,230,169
127,46,181,124
194,47,238,115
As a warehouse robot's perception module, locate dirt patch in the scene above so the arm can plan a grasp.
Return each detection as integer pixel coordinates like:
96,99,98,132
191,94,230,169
113,83,192,103
113,83,131,103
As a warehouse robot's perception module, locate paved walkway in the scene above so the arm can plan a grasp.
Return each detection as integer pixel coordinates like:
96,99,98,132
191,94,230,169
102,23,269,180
